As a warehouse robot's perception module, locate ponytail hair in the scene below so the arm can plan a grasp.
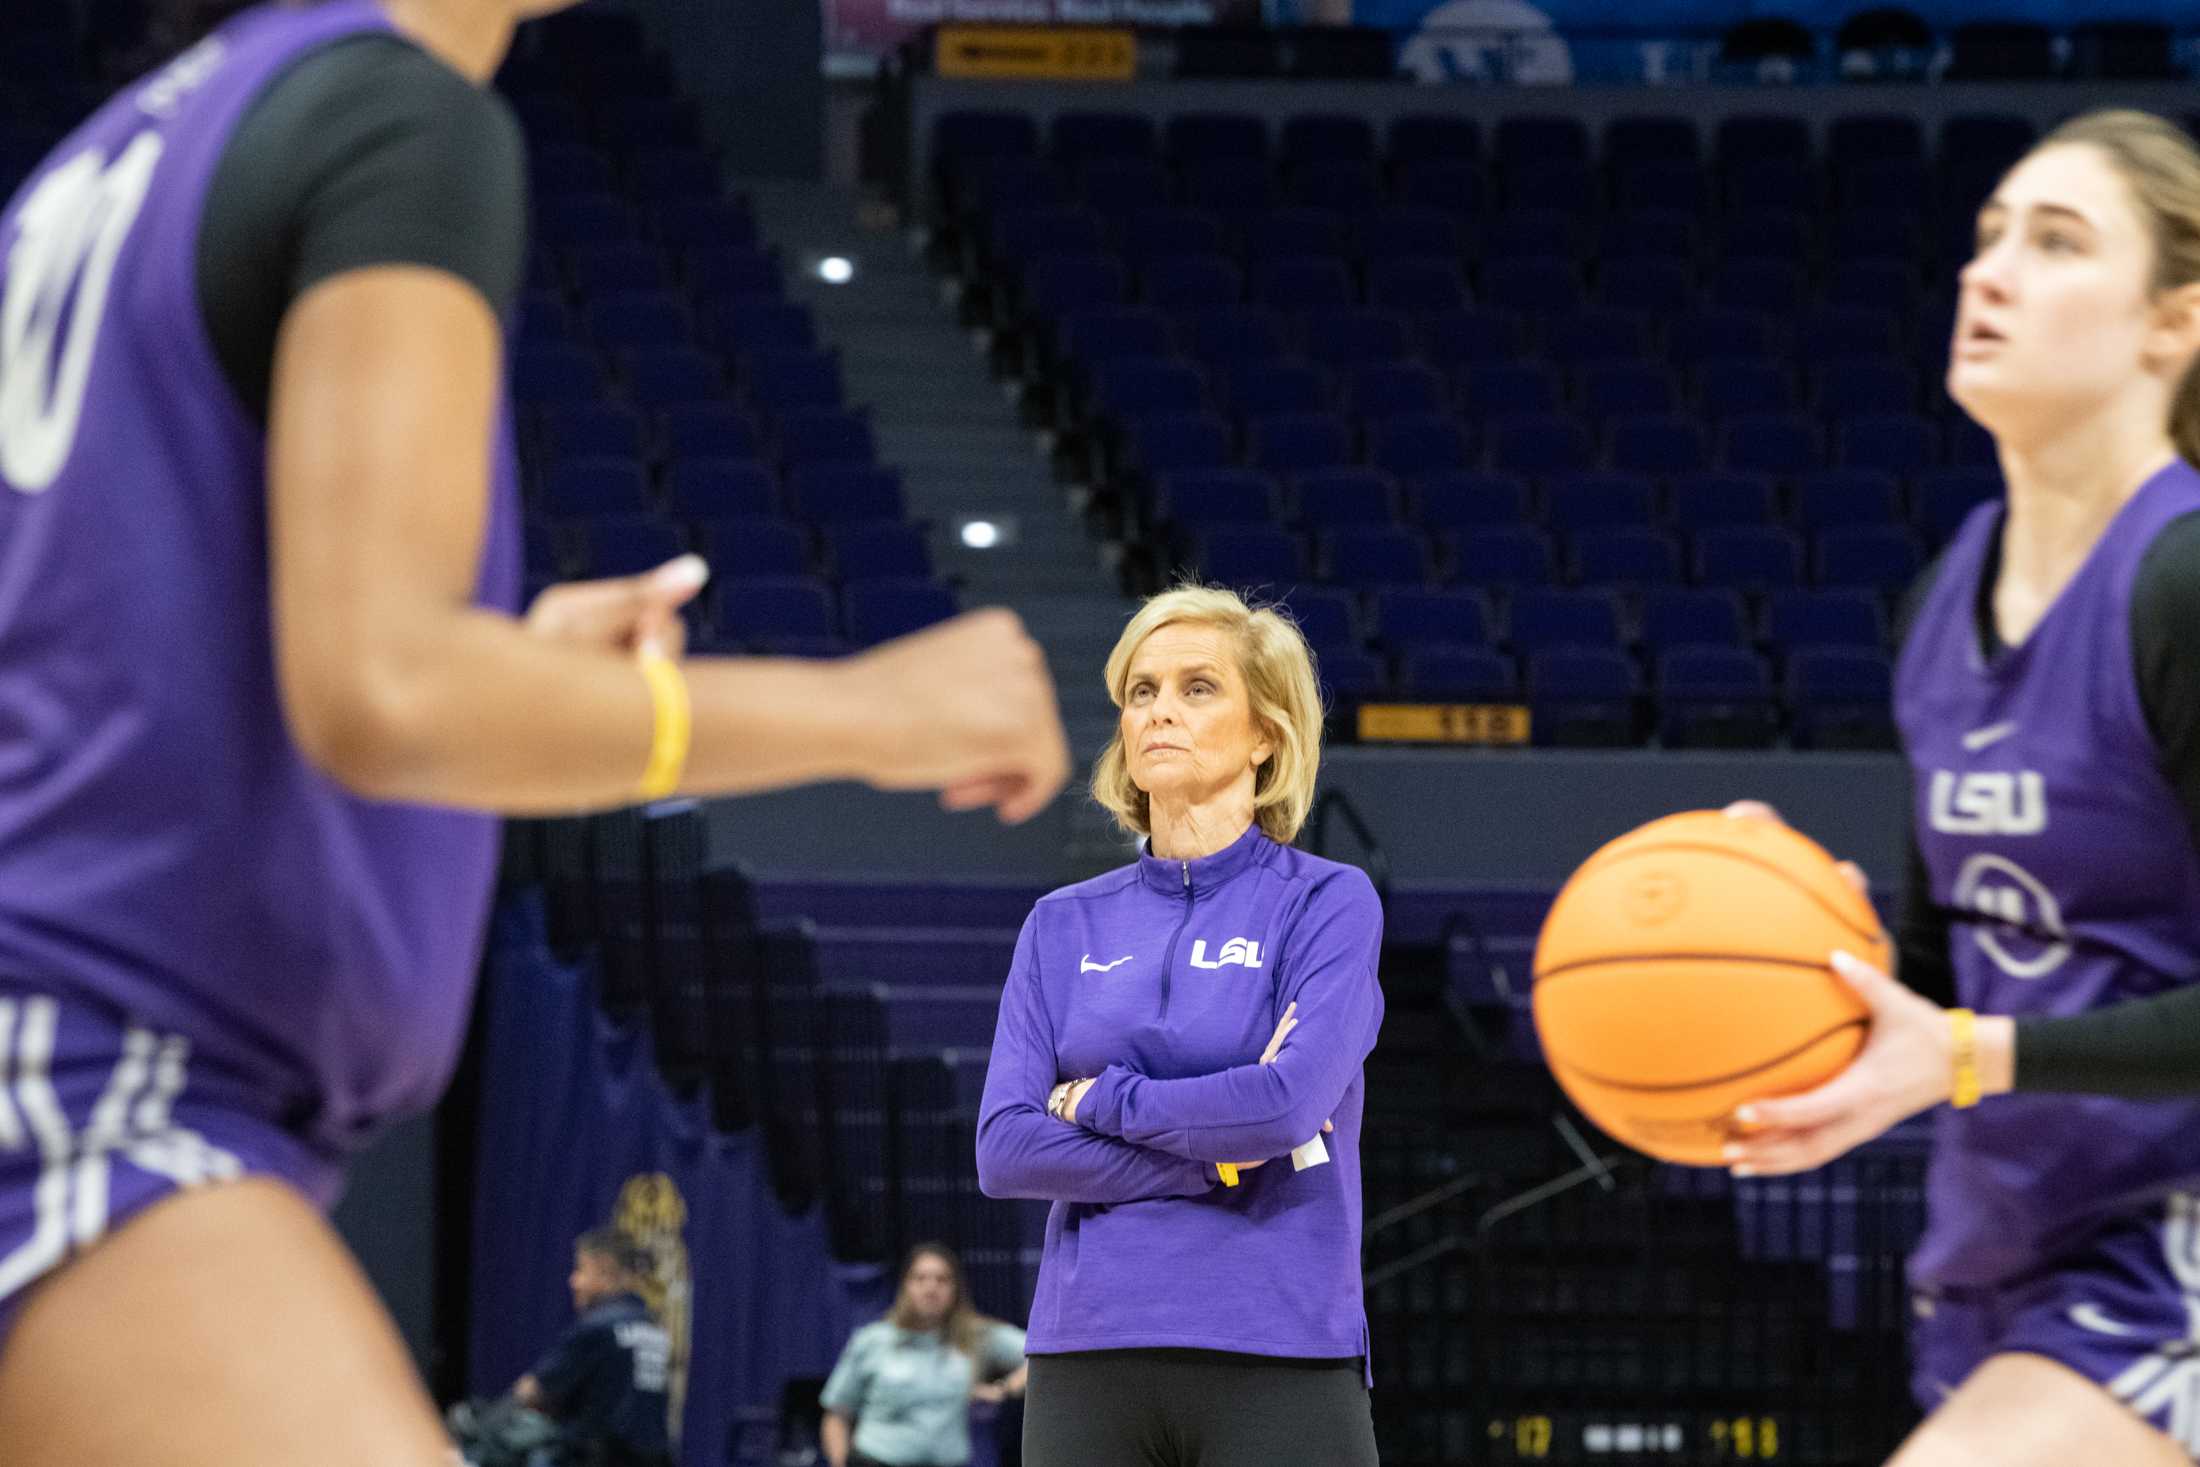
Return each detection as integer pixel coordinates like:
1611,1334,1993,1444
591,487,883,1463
2034,111,2200,463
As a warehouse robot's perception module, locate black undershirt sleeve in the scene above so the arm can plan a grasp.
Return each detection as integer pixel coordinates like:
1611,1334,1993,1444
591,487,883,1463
2010,510,2200,1097
196,33,526,426
1889,562,1959,1010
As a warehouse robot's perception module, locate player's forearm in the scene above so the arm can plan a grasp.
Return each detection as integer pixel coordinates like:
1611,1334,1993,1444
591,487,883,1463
821,1411,853,1467
290,607,874,813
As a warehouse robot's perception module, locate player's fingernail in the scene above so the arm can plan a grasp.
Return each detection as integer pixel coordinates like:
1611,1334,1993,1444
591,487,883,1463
1735,1106,1759,1126
1830,950,1860,975
654,554,709,591
1731,1164,1756,1178
1722,1143,1744,1162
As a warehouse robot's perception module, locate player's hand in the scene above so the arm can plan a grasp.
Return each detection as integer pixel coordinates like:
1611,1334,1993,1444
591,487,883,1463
524,554,708,660
1215,1004,1333,1172
970,1381,1009,1405
1724,949,1953,1176
842,609,1071,824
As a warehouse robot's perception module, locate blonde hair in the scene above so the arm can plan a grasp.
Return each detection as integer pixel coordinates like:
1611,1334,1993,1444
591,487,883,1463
2032,110,2200,463
1090,584,1324,845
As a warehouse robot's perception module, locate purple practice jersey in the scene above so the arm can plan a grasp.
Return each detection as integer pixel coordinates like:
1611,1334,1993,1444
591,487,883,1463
1899,462,2200,1291
0,2,522,1154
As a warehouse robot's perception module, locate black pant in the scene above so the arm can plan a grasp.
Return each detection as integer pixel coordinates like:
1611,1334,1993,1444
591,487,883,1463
1023,1350,1379,1467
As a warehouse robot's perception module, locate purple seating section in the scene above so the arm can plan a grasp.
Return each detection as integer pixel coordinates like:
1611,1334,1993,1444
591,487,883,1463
930,105,2064,745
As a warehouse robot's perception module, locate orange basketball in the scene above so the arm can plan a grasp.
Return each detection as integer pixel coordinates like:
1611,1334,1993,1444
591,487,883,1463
1530,810,1888,1166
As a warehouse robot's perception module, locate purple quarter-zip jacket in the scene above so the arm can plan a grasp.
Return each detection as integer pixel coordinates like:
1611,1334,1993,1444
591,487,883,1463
975,823,1384,1365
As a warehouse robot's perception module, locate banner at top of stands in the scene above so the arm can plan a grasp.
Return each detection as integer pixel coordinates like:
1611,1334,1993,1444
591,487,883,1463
828,0,2198,76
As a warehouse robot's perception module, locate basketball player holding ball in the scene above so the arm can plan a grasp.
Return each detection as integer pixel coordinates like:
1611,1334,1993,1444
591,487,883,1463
1723,111,2200,1465
0,4,1068,1464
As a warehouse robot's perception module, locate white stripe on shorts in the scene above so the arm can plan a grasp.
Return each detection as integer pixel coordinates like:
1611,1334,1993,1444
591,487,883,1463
124,1034,240,1189
69,1026,154,1249
0,999,22,1151
0,999,77,1299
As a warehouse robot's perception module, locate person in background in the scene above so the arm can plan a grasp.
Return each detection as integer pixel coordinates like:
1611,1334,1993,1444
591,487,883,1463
820,1243,1027,1467
513,1229,673,1467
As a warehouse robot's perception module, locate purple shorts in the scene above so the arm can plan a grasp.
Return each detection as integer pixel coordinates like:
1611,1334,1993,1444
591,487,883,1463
1911,1194,2200,1457
0,983,342,1353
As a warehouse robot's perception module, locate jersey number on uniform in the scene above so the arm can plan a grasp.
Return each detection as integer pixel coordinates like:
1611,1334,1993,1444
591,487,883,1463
0,132,165,494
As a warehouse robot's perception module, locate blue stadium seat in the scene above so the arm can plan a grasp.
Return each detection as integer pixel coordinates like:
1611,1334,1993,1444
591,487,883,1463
1545,473,1656,534
1724,160,1815,214
844,579,957,645
1246,207,1352,262
597,96,700,148
513,291,573,347
1694,358,1796,421
1220,362,1332,420
1841,159,1933,212
1608,415,1709,476
1299,309,1414,368
712,300,817,355
620,347,723,407
541,195,640,247
1820,267,1916,321
1390,115,1481,164
698,516,809,578
1506,161,1599,216
826,521,931,582
956,157,1068,219
1814,359,1916,418
1787,648,1896,749
1023,252,1130,319
1167,112,1269,161
1659,646,1778,747
1599,210,1699,266
1480,257,1583,314
1458,363,1561,420
1722,414,1821,476
1368,414,1474,478
1419,307,1526,367
1593,258,1694,314
1375,588,1494,651
1448,527,1557,589
665,460,778,518
1716,114,1812,167
1795,470,1902,533
1639,587,1748,652
1829,115,1924,165
935,110,1040,166
1323,526,1429,587
1059,307,1176,368
1413,472,1530,532
1366,259,1470,313
684,246,782,303
1122,209,1228,264
1838,414,1939,476
1669,472,1776,532
567,243,667,294
1717,209,1810,267
1490,415,1595,476
988,206,1107,266
1713,260,1807,315
1360,207,1465,261
1667,309,1776,367
1915,467,2000,545
775,411,875,469
1276,585,1359,652
1181,158,1278,213
1695,526,1805,592
786,465,905,524
1284,113,1378,162
1829,209,1923,265
585,290,689,350
544,404,646,461
1198,527,1306,588
1496,115,1591,167
1078,159,1173,212
659,405,759,462
1543,308,1650,367
1572,527,1682,587
1527,648,1642,746
1176,307,1289,366
1348,364,1448,422
1607,116,1700,167
1815,525,1923,593
1249,412,1355,473
1091,358,1208,421
511,342,603,406
1156,469,1277,530
1124,412,1235,476
1052,111,1157,163
570,515,683,576
1615,162,1708,215
1767,590,1887,651
1291,162,1383,214
531,144,614,196
656,199,760,252
629,147,719,201
1141,254,1246,309
713,575,839,647
1509,588,1622,651
1295,468,1399,529
1397,646,1517,701
1315,648,1388,702
1395,160,1488,214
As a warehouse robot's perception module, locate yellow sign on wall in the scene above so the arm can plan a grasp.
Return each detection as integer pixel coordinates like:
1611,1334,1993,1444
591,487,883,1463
936,26,1137,81
1357,703,1532,746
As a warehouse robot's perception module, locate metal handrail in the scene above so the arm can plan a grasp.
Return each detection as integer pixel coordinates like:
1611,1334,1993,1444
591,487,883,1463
1308,787,1392,907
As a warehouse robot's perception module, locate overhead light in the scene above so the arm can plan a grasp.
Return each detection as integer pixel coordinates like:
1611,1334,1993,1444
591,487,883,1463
960,519,1001,549
817,255,855,284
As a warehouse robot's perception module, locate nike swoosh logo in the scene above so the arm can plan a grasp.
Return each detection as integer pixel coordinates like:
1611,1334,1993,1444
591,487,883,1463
1080,954,1133,973
2069,1303,2137,1337
1963,721,2020,752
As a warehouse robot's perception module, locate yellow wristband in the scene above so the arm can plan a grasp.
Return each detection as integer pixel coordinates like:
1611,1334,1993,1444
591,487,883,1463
1950,1007,1982,1109
1215,1163,1240,1188
635,651,691,801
